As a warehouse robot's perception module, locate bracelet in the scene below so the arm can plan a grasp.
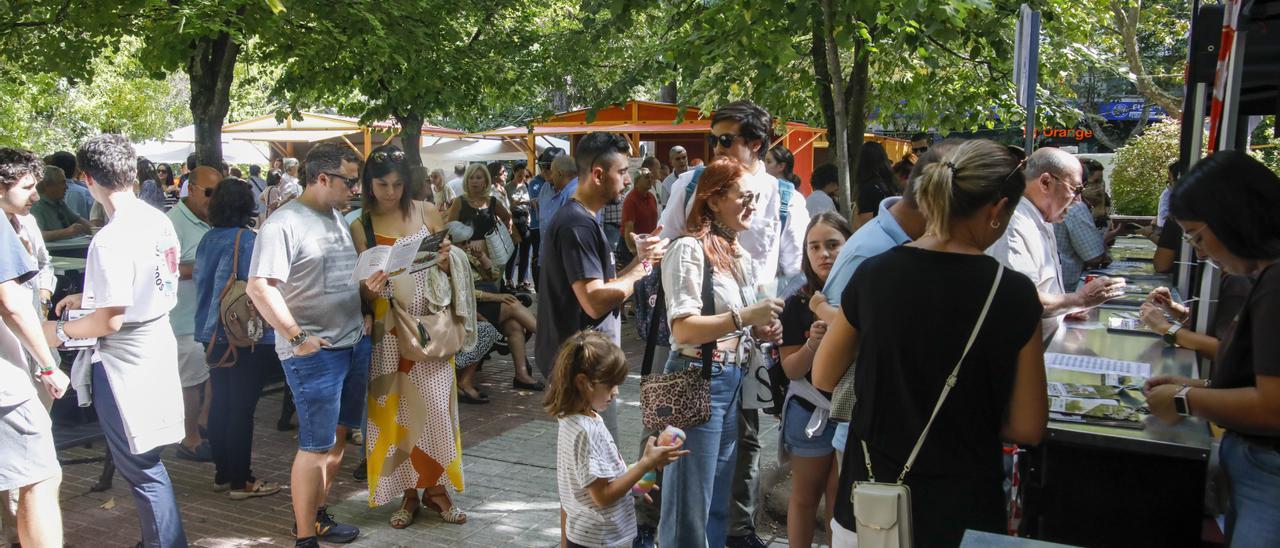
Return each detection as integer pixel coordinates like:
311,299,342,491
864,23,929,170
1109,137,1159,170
729,308,743,331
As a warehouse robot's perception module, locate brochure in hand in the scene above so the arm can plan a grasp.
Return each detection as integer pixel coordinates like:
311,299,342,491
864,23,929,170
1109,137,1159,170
351,231,447,282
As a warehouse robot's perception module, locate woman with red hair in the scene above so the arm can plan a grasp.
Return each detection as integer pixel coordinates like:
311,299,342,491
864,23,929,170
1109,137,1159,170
655,157,784,547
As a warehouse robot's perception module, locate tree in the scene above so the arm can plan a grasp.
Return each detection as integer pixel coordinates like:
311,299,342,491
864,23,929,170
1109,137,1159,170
1111,118,1181,215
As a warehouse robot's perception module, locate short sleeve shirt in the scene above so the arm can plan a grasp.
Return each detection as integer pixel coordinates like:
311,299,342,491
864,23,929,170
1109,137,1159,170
248,199,362,360
834,247,1042,534
556,414,636,547
621,189,658,236
1213,264,1280,406
29,197,80,231
0,220,38,406
987,197,1064,340
1053,201,1106,291
165,201,211,335
535,200,619,378
83,199,180,323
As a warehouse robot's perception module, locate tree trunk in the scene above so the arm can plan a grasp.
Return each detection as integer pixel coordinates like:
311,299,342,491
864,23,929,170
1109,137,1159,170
820,0,853,220
396,113,424,168
659,81,677,103
1110,1,1183,120
187,31,240,169
845,36,871,212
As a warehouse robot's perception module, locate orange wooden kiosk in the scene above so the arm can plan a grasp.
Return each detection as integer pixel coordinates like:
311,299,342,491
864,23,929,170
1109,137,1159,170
481,100,910,195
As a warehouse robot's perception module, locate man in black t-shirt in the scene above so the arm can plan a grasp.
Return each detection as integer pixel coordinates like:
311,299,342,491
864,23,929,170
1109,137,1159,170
535,132,667,438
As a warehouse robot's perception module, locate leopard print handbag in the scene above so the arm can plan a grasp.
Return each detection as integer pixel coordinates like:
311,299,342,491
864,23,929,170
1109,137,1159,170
639,240,715,432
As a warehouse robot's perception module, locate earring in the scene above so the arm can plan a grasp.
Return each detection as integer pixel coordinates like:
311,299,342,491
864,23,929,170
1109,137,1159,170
990,220,1001,229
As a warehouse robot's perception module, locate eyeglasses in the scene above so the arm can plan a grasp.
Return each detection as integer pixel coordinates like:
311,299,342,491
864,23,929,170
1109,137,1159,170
324,172,360,190
707,133,741,149
912,146,929,154
189,182,213,198
739,191,759,206
1181,224,1208,247
369,150,405,164
1049,173,1085,197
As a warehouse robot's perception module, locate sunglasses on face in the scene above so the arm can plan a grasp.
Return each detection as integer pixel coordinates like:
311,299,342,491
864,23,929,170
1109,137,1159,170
370,150,405,164
189,183,213,198
324,172,361,190
707,133,741,149
912,146,928,154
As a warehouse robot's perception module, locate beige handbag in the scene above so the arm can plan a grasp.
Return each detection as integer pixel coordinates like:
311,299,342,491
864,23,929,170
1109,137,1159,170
385,296,466,363
852,265,1003,548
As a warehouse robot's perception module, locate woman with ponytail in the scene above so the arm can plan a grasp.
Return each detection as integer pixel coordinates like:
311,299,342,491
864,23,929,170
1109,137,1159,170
813,139,1048,546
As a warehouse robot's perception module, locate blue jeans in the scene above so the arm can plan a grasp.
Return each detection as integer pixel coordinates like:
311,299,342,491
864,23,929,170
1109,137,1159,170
281,337,371,453
1220,432,1280,547
657,356,743,548
92,362,188,547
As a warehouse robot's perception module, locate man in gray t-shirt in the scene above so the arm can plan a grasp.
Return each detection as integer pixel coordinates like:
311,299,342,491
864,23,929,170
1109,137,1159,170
246,143,368,547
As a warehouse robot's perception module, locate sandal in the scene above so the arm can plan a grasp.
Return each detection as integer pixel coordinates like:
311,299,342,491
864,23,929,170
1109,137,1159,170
459,388,489,405
424,492,467,524
228,480,281,500
389,497,420,529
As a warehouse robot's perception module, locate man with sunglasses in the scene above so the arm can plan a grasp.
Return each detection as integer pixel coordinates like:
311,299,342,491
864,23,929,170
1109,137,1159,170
911,132,932,155
652,99,808,548
988,147,1124,340
165,165,218,462
247,143,369,547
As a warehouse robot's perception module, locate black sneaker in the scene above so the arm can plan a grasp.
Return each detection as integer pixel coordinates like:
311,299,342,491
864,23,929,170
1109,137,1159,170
632,525,656,548
294,537,319,548
292,507,360,544
725,533,768,548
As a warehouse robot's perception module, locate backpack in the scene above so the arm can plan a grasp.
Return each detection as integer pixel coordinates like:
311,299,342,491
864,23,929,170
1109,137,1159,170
632,167,794,342
207,230,265,367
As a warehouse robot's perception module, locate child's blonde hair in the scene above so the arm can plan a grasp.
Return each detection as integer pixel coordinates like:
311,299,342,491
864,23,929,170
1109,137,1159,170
543,331,630,418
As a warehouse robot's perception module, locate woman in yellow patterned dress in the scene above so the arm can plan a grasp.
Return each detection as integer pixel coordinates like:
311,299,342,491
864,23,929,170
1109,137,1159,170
351,146,471,528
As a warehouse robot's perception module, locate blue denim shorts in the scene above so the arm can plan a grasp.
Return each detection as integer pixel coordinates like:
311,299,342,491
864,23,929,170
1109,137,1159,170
281,337,371,452
782,398,836,458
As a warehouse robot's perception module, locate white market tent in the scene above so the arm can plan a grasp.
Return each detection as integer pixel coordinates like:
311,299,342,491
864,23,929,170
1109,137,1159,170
133,125,271,164
418,135,569,173
223,112,468,159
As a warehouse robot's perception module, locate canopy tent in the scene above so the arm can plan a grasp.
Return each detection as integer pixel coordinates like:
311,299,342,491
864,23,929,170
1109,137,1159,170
222,111,466,159
478,100,910,193
418,136,569,173
133,124,270,164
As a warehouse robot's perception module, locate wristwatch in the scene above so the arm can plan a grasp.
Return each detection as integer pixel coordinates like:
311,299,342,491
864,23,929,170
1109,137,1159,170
1162,322,1183,346
1173,385,1193,417
288,330,309,347
55,320,72,344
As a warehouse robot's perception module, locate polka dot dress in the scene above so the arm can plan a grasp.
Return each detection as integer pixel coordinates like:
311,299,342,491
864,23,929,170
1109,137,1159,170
365,227,465,507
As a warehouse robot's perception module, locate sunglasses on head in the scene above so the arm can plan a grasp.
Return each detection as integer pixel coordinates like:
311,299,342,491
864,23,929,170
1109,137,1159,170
707,133,741,149
370,150,405,164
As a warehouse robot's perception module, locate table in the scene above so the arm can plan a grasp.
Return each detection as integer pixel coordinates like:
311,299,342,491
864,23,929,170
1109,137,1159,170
1020,252,1212,547
45,235,91,258
50,256,86,275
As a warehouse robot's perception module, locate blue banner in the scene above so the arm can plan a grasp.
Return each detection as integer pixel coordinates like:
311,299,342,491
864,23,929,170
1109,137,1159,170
1098,100,1167,121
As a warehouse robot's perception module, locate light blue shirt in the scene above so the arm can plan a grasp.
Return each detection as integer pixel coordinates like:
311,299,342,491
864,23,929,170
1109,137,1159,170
821,196,912,306
1054,201,1106,292
64,180,94,220
538,176,579,228
165,201,211,336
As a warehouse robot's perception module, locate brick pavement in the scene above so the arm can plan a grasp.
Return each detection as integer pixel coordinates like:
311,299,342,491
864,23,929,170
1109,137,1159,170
53,322,803,547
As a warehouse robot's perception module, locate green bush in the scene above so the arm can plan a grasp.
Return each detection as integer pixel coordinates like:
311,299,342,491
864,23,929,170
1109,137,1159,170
1111,118,1182,216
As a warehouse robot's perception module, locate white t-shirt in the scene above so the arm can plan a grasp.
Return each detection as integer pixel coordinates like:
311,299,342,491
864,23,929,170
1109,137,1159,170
83,198,180,323
987,197,1064,340
1156,187,1171,228
556,413,636,548
806,190,837,216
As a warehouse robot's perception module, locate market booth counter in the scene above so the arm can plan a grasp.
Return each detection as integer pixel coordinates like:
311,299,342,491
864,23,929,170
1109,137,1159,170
1019,239,1212,547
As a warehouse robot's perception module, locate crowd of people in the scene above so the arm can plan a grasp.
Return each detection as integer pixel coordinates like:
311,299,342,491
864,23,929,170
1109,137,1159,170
0,94,1277,548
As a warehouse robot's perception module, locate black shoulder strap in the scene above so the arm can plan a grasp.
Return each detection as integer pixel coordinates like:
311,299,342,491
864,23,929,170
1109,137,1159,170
641,237,715,380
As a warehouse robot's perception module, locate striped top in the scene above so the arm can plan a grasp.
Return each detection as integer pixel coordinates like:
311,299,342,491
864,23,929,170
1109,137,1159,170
556,413,636,547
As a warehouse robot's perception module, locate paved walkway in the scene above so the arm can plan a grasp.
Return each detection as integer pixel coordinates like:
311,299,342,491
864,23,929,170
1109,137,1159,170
54,323,807,547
